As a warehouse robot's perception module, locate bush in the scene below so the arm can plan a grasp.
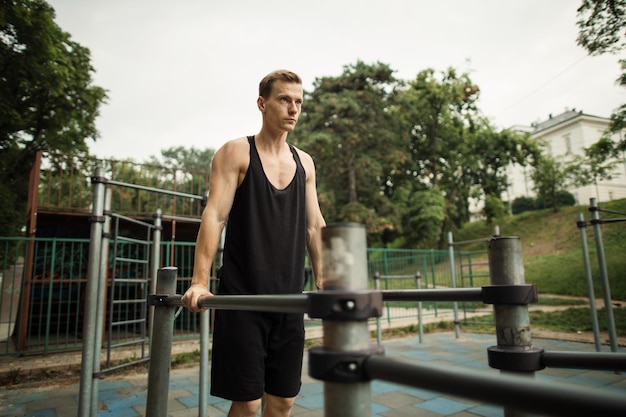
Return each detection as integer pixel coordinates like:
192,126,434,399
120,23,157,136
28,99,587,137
512,196,535,215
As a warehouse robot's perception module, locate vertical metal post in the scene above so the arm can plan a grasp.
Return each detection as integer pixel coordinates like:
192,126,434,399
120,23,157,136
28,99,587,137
150,209,162,337
373,272,382,346
589,198,618,352
447,232,460,339
146,267,178,417
199,310,209,417
321,223,371,417
415,271,423,344
78,166,106,417
577,213,602,351
488,237,536,417
90,188,112,417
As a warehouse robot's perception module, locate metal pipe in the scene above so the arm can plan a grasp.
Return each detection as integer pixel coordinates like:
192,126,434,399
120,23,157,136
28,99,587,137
78,166,106,417
589,198,619,352
320,223,372,417
542,350,626,371
163,294,308,313
146,267,178,417
415,272,423,344
577,212,602,351
150,209,162,338
381,288,483,302
90,188,112,416
487,236,536,417
199,310,209,417
373,272,382,346
364,355,626,417
447,232,460,338
106,179,203,200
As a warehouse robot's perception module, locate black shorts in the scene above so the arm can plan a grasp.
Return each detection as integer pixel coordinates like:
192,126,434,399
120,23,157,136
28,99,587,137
210,309,305,401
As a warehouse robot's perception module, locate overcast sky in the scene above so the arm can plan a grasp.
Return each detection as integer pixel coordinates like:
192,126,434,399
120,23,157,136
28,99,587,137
48,0,625,163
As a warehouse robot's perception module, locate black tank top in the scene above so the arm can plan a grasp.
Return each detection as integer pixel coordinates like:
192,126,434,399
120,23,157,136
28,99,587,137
218,136,307,295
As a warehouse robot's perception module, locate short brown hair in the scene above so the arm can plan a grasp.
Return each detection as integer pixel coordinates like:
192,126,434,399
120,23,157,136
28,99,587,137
258,70,302,99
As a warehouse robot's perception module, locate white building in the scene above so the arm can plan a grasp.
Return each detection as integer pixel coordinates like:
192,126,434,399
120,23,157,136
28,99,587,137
505,109,626,206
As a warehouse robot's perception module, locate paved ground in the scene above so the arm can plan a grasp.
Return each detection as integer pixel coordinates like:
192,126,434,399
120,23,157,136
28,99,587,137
1,332,625,417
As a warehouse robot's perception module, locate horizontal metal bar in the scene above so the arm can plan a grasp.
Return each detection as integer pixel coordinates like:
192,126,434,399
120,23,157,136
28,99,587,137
115,235,151,245
97,357,150,376
376,275,416,279
164,294,309,314
108,338,148,348
381,288,484,302
161,214,202,223
543,351,626,371
112,298,147,305
112,277,149,284
107,179,203,200
365,355,626,416
114,257,149,265
111,318,146,326
449,237,491,246
111,212,155,227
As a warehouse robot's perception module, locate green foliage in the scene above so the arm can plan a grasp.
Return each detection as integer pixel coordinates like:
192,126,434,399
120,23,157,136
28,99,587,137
512,196,536,215
0,0,107,235
482,194,509,223
577,0,626,153
531,154,572,212
297,62,533,248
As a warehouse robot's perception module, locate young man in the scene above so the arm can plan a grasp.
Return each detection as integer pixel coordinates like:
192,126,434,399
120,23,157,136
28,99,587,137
181,70,325,417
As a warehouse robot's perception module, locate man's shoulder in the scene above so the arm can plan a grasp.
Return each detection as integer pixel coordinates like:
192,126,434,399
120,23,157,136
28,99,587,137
212,137,250,171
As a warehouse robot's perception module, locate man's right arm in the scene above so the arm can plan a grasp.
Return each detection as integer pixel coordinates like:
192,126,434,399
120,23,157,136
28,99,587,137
181,138,246,312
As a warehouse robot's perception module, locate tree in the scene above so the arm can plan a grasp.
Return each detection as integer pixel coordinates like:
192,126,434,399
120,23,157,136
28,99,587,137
0,0,107,236
568,136,622,198
294,61,406,243
577,0,626,151
531,154,572,212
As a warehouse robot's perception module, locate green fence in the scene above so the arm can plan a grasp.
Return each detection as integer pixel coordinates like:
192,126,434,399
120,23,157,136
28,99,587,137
0,237,484,356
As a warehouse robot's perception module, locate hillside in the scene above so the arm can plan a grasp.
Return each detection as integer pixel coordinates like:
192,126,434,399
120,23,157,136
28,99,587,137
454,198,626,300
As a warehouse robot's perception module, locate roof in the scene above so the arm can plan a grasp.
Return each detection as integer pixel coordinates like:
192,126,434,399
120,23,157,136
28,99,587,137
532,109,607,134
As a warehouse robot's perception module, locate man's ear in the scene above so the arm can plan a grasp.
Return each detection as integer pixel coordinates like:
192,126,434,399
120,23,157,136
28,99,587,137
257,96,265,112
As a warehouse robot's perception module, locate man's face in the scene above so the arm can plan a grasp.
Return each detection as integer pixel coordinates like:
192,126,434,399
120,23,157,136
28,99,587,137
259,80,303,132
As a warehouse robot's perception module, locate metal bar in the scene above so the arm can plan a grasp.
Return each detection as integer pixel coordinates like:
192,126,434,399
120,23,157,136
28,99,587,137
381,288,483,302
110,211,155,227
364,355,626,417
488,236,538,417
199,310,209,417
78,166,106,417
113,257,150,265
115,235,152,245
589,198,619,352
161,214,202,223
163,294,308,314
146,267,178,417
449,237,491,246
107,179,203,200
320,223,372,417
447,232,460,338
577,212,602,351
90,188,112,417
543,351,626,371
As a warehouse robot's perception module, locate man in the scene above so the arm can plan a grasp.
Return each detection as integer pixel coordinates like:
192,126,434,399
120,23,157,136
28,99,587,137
181,69,325,417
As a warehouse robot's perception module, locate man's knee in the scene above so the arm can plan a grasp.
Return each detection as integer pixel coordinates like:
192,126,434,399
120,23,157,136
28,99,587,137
229,398,262,417
263,394,295,416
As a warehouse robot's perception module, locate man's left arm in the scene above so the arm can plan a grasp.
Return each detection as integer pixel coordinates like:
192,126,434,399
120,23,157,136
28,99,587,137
301,151,326,290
